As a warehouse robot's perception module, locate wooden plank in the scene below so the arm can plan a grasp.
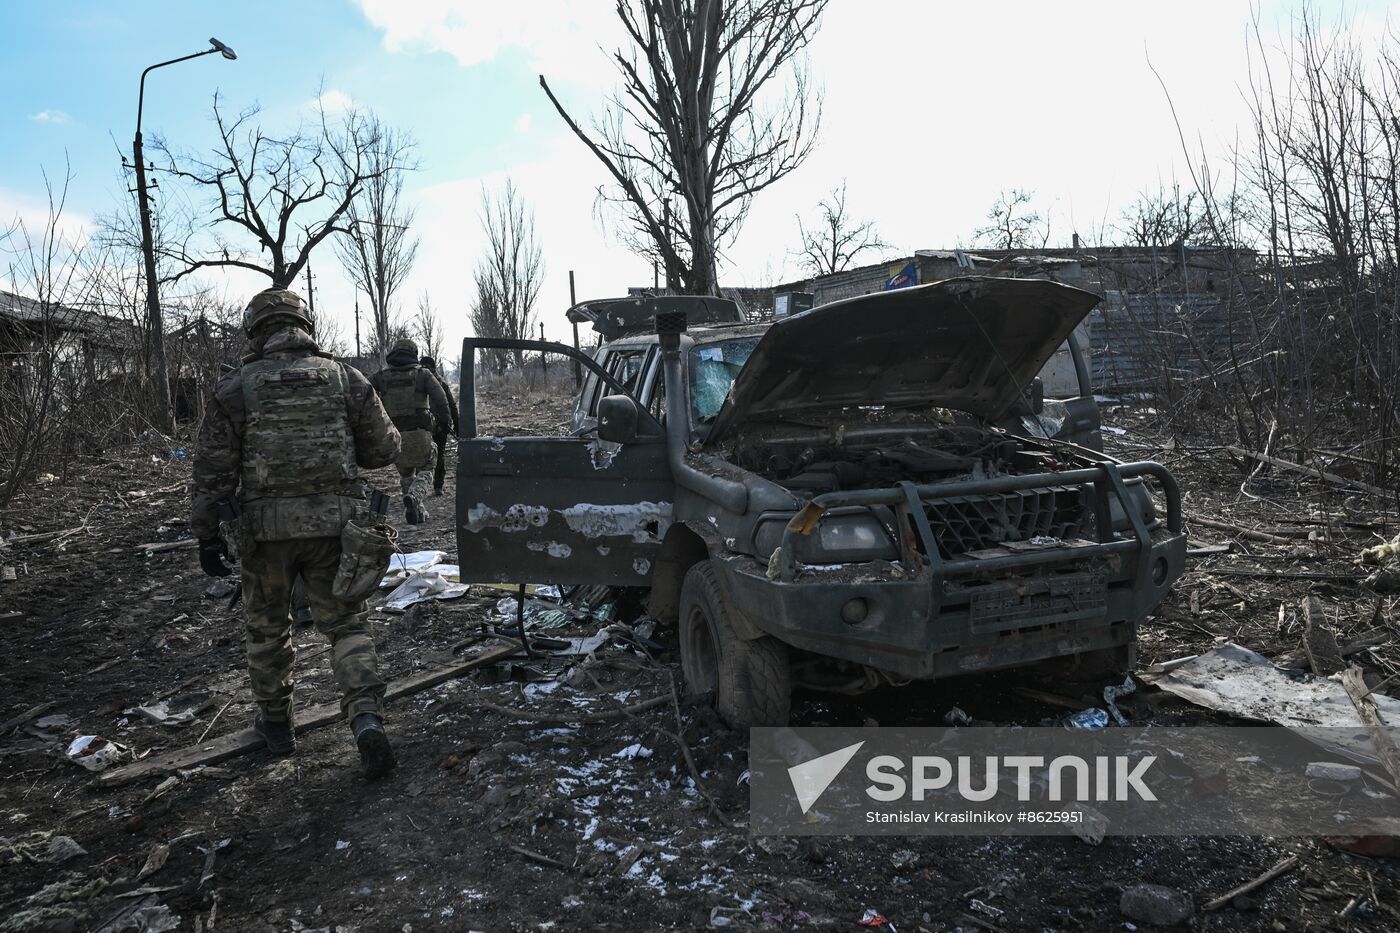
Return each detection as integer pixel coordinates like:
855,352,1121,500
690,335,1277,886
1189,515,1292,545
1342,665,1400,793
1301,596,1345,676
1225,445,1391,500
0,700,59,736
134,539,198,554
97,642,521,788
1203,855,1299,912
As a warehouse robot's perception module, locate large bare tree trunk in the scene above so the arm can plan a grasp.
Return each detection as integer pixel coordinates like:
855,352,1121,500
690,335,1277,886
541,0,827,295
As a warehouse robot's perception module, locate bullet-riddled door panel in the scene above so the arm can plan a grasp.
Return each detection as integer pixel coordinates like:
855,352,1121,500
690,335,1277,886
456,437,674,585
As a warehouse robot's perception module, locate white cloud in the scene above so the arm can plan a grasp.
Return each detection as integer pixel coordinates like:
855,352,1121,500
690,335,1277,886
313,88,355,114
513,112,531,134
355,0,621,86
29,109,71,125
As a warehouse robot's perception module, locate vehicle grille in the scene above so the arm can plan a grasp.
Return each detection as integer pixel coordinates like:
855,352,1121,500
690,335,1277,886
925,485,1086,557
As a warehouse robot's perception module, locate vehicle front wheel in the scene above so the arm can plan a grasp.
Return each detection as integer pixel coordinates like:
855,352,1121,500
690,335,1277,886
679,561,791,727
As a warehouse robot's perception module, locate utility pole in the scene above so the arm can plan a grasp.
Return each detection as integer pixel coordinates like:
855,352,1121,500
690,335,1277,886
132,38,236,432
354,297,361,359
305,261,315,319
568,270,581,388
540,322,548,375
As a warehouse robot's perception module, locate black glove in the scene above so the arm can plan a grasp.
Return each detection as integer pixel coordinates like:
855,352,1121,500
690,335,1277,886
198,538,233,577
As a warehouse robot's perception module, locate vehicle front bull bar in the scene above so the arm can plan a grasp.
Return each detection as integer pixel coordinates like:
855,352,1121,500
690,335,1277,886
777,460,1181,586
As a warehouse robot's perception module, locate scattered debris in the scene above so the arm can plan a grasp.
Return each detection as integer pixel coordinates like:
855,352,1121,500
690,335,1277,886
1121,883,1194,925
381,564,468,611
0,832,86,865
1103,676,1136,725
135,843,170,881
1066,708,1108,730
97,644,521,786
1142,644,1400,765
1305,762,1363,782
66,735,131,772
1357,532,1400,592
124,700,197,728
1203,854,1299,912
943,706,971,726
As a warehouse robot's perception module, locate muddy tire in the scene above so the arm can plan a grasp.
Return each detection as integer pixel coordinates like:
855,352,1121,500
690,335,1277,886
679,561,791,727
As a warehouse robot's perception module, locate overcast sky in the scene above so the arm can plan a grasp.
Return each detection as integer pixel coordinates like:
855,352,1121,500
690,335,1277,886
3,0,1397,359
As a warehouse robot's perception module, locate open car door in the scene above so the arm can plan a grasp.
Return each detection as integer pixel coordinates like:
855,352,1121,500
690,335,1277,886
455,338,675,586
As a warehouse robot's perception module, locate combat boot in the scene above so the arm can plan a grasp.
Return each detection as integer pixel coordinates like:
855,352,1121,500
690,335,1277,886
351,712,397,779
254,712,296,756
404,495,428,525
433,485,444,497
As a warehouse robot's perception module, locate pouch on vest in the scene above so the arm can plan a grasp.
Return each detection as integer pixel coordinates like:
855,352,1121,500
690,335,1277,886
332,519,400,603
399,428,434,466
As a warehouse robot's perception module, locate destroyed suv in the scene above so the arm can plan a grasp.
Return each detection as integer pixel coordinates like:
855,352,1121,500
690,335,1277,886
456,278,1185,726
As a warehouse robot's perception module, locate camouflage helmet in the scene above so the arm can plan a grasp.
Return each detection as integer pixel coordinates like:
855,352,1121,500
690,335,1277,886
243,288,313,337
390,337,419,357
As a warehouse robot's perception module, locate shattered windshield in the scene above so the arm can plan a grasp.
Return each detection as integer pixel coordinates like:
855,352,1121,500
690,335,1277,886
689,336,762,423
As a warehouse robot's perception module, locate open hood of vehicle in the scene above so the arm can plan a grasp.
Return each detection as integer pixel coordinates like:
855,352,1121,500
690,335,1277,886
703,276,1100,445
567,295,744,340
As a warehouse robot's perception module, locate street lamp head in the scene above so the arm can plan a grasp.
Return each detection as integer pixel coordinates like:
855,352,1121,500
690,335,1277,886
209,37,237,60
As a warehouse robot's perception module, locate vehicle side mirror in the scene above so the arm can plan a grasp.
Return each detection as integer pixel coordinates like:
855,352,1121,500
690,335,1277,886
597,395,640,444
1011,377,1045,416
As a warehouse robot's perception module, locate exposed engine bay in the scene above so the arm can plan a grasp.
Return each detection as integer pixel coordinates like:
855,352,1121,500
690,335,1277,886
728,422,1075,496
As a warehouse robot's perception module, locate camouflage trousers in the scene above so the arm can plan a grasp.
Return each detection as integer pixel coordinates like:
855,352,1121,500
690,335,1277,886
397,428,436,503
241,536,386,722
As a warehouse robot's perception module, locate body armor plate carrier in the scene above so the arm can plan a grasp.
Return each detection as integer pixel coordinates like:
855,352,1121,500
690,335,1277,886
240,356,361,541
377,366,434,432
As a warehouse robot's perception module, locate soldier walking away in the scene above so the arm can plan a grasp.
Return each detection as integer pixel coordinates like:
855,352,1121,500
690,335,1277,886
419,355,459,496
191,288,403,779
370,338,450,524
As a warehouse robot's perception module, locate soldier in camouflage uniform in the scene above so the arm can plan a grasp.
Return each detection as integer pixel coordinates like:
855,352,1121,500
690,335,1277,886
370,338,450,524
192,288,402,778
419,356,459,496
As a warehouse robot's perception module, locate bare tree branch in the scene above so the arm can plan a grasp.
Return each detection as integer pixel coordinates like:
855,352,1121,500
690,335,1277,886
541,0,828,295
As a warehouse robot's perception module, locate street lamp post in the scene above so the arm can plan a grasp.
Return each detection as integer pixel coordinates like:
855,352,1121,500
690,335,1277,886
133,37,236,432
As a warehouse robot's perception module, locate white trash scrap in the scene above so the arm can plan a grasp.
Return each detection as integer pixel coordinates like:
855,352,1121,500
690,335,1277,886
1141,643,1400,766
66,735,131,772
378,551,468,611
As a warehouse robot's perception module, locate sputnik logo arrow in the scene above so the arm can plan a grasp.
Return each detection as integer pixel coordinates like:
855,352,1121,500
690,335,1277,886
787,741,864,814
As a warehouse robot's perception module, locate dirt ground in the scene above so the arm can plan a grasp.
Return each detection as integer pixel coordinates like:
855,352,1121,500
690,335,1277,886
2,381,1399,932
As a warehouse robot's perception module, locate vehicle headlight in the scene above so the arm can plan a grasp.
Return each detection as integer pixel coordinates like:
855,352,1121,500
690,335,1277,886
815,515,890,555
752,510,898,565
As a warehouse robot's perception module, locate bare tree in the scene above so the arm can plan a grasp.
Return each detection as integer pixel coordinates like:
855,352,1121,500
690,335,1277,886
795,180,891,275
475,179,543,370
974,189,1049,249
540,0,827,295
469,277,509,376
334,118,419,358
155,94,408,289
1119,184,1206,249
414,290,444,363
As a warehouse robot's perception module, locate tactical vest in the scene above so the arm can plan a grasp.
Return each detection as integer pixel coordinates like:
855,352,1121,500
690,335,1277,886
378,365,433,432
239,356,361,541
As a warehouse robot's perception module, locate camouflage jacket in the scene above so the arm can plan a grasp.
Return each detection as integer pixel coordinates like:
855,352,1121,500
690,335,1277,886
369,362,452,433
428,370,459,434
191,327,401,540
